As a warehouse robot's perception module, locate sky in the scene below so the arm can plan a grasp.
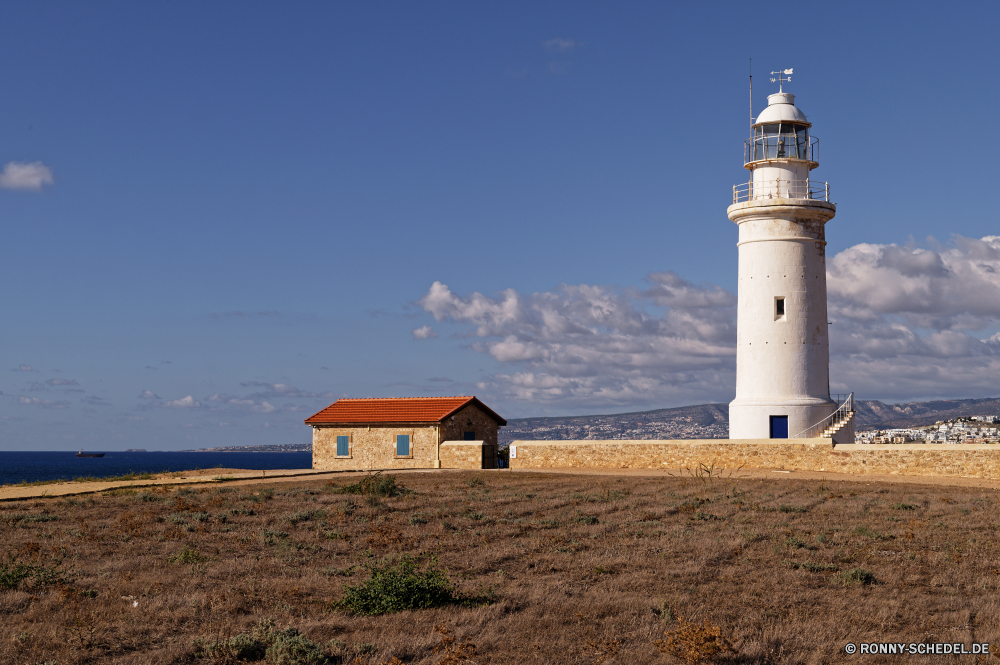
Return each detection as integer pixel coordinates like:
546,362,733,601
3,1,999,451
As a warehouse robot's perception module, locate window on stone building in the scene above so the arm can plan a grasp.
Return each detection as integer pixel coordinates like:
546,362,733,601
336,435,349,457
463,431,476,441
396,434,410,456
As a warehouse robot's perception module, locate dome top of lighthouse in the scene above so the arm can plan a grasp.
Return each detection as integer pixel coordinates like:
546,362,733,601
755,92,809,126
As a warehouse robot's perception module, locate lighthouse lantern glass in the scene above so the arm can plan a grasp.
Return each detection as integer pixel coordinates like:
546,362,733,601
752,122,810,161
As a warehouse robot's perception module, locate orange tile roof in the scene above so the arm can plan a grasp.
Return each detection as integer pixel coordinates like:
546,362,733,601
304,396,506,426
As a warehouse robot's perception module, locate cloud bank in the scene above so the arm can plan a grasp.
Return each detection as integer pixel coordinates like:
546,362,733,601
416,236,1000,410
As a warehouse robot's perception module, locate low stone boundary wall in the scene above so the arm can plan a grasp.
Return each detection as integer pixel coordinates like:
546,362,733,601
440,441,490,470
508,439,1000,480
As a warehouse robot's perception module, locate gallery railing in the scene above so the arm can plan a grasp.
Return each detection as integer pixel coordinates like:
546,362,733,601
732,179,830,203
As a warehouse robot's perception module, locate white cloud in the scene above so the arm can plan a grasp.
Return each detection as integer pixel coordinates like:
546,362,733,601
138,390,160,399
826,235,1000,399
12,364,33,372
544,38,576,52
162,395,201,408
251,402,278,414
417,235,1000,410
416,276,736,409
18,396,69,409
412,325,437,340
46,378,79,386
0,161,53,191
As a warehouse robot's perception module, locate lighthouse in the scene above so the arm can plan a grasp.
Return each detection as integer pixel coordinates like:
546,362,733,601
728,71,854,442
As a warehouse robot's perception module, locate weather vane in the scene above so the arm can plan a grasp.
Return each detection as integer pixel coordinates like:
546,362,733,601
770,68,793,92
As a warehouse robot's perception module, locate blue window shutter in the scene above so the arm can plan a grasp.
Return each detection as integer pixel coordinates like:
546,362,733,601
337,435,349,456
396,434,410,456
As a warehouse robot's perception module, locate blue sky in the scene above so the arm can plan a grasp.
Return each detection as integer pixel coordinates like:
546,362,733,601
3,2,999,450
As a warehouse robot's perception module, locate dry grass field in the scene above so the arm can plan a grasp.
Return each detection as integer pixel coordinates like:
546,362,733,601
2,469,1000,664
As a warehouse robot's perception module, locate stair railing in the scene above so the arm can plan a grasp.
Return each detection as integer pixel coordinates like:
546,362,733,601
792,393,854,439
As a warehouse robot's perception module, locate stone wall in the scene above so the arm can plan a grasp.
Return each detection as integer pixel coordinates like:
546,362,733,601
440,441,489,470
313,425,438,470
508,439,1000,480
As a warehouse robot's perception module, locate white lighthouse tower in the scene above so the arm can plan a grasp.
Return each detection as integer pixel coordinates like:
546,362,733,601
728,70,854,442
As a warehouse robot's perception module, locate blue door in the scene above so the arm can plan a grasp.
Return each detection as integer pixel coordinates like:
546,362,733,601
770,416,788,439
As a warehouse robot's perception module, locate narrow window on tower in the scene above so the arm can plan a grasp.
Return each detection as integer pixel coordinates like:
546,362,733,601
775,296,786,321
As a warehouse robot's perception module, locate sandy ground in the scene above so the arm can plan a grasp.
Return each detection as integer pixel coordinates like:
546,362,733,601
4,463,1000,502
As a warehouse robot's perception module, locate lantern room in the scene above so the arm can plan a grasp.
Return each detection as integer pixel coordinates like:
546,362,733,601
734,89,828,203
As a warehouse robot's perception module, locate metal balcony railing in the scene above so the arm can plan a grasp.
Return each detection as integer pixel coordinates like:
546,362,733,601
732,179,830,203
745,134,819,164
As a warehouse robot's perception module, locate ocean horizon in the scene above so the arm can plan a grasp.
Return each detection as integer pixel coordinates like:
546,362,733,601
0,450,314,486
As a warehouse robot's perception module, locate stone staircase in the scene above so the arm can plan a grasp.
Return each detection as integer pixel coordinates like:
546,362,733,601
793,393,855,439
820,407,855,439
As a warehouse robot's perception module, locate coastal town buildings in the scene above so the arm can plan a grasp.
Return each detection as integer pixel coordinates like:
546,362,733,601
857,417,1000,444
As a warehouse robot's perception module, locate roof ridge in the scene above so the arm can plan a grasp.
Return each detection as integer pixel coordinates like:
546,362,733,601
336,396,473,401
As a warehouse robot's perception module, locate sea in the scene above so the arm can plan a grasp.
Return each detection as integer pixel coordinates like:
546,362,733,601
0,451,314,486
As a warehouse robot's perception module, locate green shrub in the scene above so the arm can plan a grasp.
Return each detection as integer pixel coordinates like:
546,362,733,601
841,567,876,586
266,631,327,665
0,558,66,590
169,545,207,564
339,555,455,615
331,471,411,499
576,515,599,525
284,510,325,525
195,620,328,664
891,503,918,511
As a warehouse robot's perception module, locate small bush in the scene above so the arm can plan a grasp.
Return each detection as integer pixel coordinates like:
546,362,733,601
655,616,732,663
576,515,599,525
262,529,289,545
891,503,918,511
284,510,325,525
266,631,327,665
779,504,807,513
169,545,207,564
339,555,456,615
331,471,412,499
195,620,328,664
0,558,66,590
841,567,876,586
852,526,886,540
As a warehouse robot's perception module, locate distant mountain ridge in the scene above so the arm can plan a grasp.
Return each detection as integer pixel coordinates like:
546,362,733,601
500,396,1000,443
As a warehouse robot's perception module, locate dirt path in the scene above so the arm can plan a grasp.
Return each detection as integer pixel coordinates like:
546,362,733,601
4,464,999,502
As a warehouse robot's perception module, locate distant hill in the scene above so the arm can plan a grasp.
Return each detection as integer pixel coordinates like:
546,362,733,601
500,403,730,444
853,397,1000,429
501,396,1000,443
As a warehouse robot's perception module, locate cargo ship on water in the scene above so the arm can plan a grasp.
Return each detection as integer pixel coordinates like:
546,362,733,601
75,451,105,458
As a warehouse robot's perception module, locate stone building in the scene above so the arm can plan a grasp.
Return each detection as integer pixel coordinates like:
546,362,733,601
306,396,506,470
